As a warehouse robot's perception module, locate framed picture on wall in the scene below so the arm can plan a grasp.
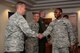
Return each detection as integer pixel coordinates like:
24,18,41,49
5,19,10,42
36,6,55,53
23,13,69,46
8,12,14,17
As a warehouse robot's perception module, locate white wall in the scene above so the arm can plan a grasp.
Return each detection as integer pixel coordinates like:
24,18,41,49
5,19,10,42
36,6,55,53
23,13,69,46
0,4,14,53
78,10,80,46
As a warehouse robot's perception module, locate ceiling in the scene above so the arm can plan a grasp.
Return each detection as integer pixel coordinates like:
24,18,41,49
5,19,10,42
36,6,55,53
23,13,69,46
0,0,80,10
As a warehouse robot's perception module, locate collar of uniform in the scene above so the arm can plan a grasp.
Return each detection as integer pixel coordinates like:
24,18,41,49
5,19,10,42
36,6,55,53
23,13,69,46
57,17,64,22
15,12,24,18
33,20,38,25
15,12,20,15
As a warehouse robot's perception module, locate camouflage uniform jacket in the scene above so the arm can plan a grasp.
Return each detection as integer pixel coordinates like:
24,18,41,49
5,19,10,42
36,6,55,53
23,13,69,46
5,12,38,52
43,18,76,48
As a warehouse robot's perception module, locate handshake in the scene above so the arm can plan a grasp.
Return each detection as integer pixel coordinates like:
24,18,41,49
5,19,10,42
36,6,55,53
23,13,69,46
37,34,44,39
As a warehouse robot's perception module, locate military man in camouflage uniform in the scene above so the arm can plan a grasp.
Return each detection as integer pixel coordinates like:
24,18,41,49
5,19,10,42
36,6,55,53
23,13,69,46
5,2,40,53
25,12,39,53
42,8,76,53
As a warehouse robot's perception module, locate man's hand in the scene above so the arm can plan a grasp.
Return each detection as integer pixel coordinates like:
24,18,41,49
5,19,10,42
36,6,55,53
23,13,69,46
38,33,44,39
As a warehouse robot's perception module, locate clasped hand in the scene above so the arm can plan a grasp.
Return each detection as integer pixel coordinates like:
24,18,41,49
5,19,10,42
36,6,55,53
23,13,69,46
37,33,44,39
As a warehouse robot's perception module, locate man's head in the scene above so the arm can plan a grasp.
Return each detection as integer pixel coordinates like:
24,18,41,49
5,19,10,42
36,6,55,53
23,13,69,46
32,12,40,22
39,10,45,18
54,8,63,19
16,1,27,15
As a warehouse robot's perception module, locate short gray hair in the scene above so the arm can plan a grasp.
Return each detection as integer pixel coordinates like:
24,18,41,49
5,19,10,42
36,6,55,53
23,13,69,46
16,1,26,8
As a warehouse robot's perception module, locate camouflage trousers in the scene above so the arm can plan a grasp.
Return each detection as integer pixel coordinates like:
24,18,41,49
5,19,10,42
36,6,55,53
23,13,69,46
25,38,38,53
52,47,69,53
